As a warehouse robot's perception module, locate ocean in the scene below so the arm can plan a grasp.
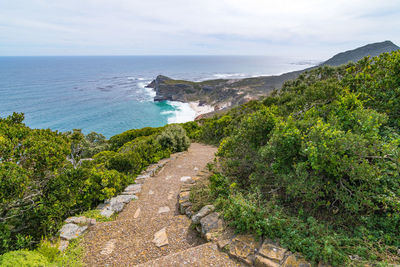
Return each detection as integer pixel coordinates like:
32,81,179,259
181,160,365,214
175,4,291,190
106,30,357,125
0,56,315,137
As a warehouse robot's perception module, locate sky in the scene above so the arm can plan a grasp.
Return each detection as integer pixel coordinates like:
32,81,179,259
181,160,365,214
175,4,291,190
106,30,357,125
0,0,399,59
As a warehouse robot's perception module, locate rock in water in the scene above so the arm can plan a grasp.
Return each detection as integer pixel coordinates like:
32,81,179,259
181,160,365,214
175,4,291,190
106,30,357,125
152,227,169,247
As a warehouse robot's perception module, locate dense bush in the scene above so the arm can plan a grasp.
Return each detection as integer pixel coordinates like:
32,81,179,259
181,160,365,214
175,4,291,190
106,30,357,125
156,124,190,153
108,127,161,151
196,51,400,265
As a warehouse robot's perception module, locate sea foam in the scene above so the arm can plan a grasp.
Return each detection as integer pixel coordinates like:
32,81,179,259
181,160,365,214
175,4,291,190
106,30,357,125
165,101,196,124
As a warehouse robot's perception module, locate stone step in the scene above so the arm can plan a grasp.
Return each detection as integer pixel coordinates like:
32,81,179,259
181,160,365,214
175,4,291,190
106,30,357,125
134,243,243,267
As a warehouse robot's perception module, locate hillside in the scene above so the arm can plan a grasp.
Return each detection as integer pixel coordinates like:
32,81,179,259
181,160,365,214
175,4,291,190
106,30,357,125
147,41,399,114
323,40,399,66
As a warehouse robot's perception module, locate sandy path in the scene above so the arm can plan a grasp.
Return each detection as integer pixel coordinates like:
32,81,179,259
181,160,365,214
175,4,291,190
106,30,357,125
83,143,240,266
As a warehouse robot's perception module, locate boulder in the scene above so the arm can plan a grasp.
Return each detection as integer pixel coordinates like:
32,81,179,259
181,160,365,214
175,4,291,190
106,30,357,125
59,223,88,240
192,205,215,224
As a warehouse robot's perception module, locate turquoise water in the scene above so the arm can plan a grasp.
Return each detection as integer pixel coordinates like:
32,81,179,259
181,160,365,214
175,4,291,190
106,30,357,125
0,56,314,137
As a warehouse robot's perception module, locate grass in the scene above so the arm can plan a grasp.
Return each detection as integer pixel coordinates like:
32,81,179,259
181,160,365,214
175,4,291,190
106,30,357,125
78,209,114,222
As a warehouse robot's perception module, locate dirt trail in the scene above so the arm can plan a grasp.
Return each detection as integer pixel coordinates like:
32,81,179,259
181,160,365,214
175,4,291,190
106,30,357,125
83,143,241,266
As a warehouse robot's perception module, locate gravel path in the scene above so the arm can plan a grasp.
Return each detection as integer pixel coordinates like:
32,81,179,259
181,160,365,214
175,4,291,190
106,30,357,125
83,143,240,266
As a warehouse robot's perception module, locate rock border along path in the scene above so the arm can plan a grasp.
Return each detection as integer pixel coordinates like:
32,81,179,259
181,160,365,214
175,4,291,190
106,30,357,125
83,143,241,266
177,169,313,267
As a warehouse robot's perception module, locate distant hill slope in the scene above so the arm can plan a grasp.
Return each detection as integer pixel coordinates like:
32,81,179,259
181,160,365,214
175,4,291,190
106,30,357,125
323,40,399,66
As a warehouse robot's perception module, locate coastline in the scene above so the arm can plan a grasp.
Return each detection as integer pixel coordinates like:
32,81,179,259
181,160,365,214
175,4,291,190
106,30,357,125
188,101,215,118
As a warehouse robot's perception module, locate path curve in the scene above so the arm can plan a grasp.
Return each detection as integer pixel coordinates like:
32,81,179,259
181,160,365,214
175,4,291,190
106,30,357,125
83,143,241,266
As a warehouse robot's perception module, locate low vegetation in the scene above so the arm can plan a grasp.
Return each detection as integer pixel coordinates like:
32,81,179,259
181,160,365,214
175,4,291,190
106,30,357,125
0,116,190,258
189,51,400,265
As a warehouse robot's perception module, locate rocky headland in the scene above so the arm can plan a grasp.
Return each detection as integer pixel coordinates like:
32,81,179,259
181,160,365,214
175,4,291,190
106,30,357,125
146,41,399,118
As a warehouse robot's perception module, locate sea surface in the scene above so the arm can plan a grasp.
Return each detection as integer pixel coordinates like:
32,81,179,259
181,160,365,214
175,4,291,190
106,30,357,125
0,56,316,137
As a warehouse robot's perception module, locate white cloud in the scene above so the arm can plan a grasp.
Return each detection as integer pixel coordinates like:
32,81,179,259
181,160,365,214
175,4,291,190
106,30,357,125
0,0,399,57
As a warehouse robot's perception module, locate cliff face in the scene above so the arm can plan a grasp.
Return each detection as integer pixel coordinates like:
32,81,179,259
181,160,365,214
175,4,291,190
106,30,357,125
147,41,399,111
146,71,300,107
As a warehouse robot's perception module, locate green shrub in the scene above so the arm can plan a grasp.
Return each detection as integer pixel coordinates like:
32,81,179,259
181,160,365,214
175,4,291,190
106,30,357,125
156,124,190,153
0,250,49,266
195,52,400,265
109,127,161,151
181,121,201,139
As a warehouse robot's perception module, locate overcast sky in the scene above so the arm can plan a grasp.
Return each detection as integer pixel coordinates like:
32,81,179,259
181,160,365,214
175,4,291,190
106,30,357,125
1,0,399,59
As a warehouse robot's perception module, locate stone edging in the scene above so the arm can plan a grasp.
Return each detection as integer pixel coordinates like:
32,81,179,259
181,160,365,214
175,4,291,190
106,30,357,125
57,152,185,252
177,170,314,267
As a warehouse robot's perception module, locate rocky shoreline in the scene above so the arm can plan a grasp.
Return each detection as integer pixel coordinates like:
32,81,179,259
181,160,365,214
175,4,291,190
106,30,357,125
145,72,302,118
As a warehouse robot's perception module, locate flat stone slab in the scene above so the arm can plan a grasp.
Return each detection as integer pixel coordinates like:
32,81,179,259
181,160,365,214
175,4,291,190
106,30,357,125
59,223,88,240
152,227,169,247
65,216,96,226
228,234,261,265
158,206,171,214
109,194,138,205
255,255,280,267
124,184,142,194
258,241,287,262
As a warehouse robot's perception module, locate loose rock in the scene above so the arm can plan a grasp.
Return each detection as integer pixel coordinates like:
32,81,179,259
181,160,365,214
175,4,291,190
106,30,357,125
134,208,141,219
180,176,192,182
158,206,171,214
152,227,169,247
